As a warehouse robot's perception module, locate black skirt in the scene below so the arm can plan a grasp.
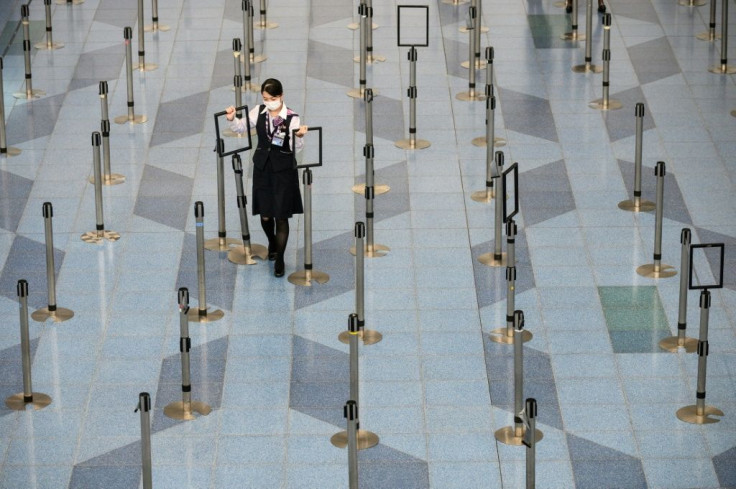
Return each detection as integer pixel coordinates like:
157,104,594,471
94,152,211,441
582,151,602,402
251,157,303,219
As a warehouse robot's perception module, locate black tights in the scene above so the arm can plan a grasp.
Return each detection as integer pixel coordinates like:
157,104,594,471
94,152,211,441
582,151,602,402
260,217,289,257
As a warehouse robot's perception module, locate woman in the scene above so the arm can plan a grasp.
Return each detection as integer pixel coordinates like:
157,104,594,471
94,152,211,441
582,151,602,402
226,78,308,277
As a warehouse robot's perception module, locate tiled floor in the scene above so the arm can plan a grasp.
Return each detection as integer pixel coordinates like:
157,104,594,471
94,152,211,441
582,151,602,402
0,0,734,487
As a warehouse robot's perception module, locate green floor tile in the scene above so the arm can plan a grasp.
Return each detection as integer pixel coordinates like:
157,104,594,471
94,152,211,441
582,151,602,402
528,15,577,49
599,286,671,353
602,307,670,331
608,330,671,354
599,286,661,308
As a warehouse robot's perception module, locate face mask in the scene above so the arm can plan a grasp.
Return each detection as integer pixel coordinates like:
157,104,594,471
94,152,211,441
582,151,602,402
264,99,281,111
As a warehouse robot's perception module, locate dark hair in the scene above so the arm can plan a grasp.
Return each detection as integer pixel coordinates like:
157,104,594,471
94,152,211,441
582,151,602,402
261,78,283,97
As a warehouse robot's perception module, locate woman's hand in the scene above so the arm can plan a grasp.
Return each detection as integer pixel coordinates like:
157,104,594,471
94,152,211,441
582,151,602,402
295,125,308,137
225,106,236,121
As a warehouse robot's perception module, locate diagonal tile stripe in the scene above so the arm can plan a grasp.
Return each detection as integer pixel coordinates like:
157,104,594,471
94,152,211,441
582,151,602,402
0,235,65,310
5,94,65,146
713,445,736,488
133,165,194,231
0,168,33,232
149,92,209,147
567,433,648,489
628,37,681,86
519,159,575,226
176,234,237,312
618,160,692,225
307,40,354,88
0,337,41,418
498,88,559,143
694,226,736,292
68,44,125,92
602,87,655,142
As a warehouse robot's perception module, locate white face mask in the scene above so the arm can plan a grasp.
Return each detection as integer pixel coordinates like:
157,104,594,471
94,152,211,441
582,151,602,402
264,99,281,111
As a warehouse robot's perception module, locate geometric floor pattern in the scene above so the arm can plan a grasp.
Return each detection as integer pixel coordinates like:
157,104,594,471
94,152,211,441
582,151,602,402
0,0,734,487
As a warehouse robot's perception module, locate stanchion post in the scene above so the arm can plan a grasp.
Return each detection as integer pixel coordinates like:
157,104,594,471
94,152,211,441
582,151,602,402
523,398,537,489
35,0,64,50
134,0,157,71
55,0,83,5
114,27,147,124
31,203,74,323
135,392,153,489
5,280,53,411
227,154,269,265
0,58,21,156
619,103,654,212
636,161,676,278
707,0,736,74
144,0,171,32
660,228,698,352
164,288,213,420
345,400,360,489
14,4,45,100
188,202,225,322
456,5,486,101
92,81,125,185
204,138,240,251
352,88,389,195
244,0,266,63
81,132,120,244
479,151,507,267
589,14,622,110
361,0,384,63
348,5,372,99
572,0,601,73
254,0,278,29
696,0,719,41
561,0,585,41
471,47,506,149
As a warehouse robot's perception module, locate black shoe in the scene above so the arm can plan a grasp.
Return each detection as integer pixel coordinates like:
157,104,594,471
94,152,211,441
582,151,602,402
598,2,606,12
566,2,572,13
274,256,285,277
268,243,277,261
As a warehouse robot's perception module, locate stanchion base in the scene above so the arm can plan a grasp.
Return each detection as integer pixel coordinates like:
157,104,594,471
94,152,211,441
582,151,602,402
88,173,126,186
658,336,698,353
695,31,720,41
133,63,159,72
353,55,386,64
5,393,52,411
636,263,677,279
441,0,469,5
456,92,487,102
561,32,585,41
618,199,655,212
553,0,566,7
488,327,533,345
478,252,507,268
470,189,494,203
227,243,269,264
204,237,241,252
676,405,724,424
678,0,707,5
34,41,65,50
572,63,603,73
460,60,488,70
395,139,431,150
31,307,74,323
187,308,225,323
349,244,390,258
113,114,147,124
56,0,84,4
249,54,267,64
254,22,279,30
163,400,212,420
459,25,489,34
1,147,22,157
708,65,736,75
81,230,121,244
352,183,390,195
144,24,172,32
288,269,330,286
494,426,544,445
471,136,506,148
589,98,623,110
347,88,380,99
338,329,383,345
347,22,379,30
13,89,45,100
331,429,380,449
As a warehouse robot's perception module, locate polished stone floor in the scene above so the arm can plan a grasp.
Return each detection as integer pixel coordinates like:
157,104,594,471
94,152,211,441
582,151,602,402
0,0,734,487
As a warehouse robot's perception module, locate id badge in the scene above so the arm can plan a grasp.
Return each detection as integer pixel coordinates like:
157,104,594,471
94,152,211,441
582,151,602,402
272,134,284,147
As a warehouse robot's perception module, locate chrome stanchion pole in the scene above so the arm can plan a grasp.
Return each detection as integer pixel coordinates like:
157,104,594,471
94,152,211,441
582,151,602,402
396,46,430,149
363,0,384,63
472,47,505,149
637,161,677,278
188,202,225,322
81,132,120,244
343,223,383,345
496,311,544,445
696,0,719,41
32,203,74,323
56,0,83,5
13,5,45,100
144,0,170,32
680,0,706,7
479,151,507,267
92,81,125,185
561,0,585,41
0,58,21,157
225,39,248,132
134,0,157,71
114,27,147,124
660,228,698,352
35,0,64,50
5,280,52,411
456,6,486,101
135,392,153,489
164,288,213,420
708,0,736,74
352,89,387,194
333,314,380,449
619,103,655,212
205,139,240,251
255,0,278,29
345,400,360,489
676,290,724,424
461,0,486,69
572,0,602,73
245,0,266,63
590,14,622,110
228,154,268,265
348,6,372,99
289,168,330,285
523,398,538,489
